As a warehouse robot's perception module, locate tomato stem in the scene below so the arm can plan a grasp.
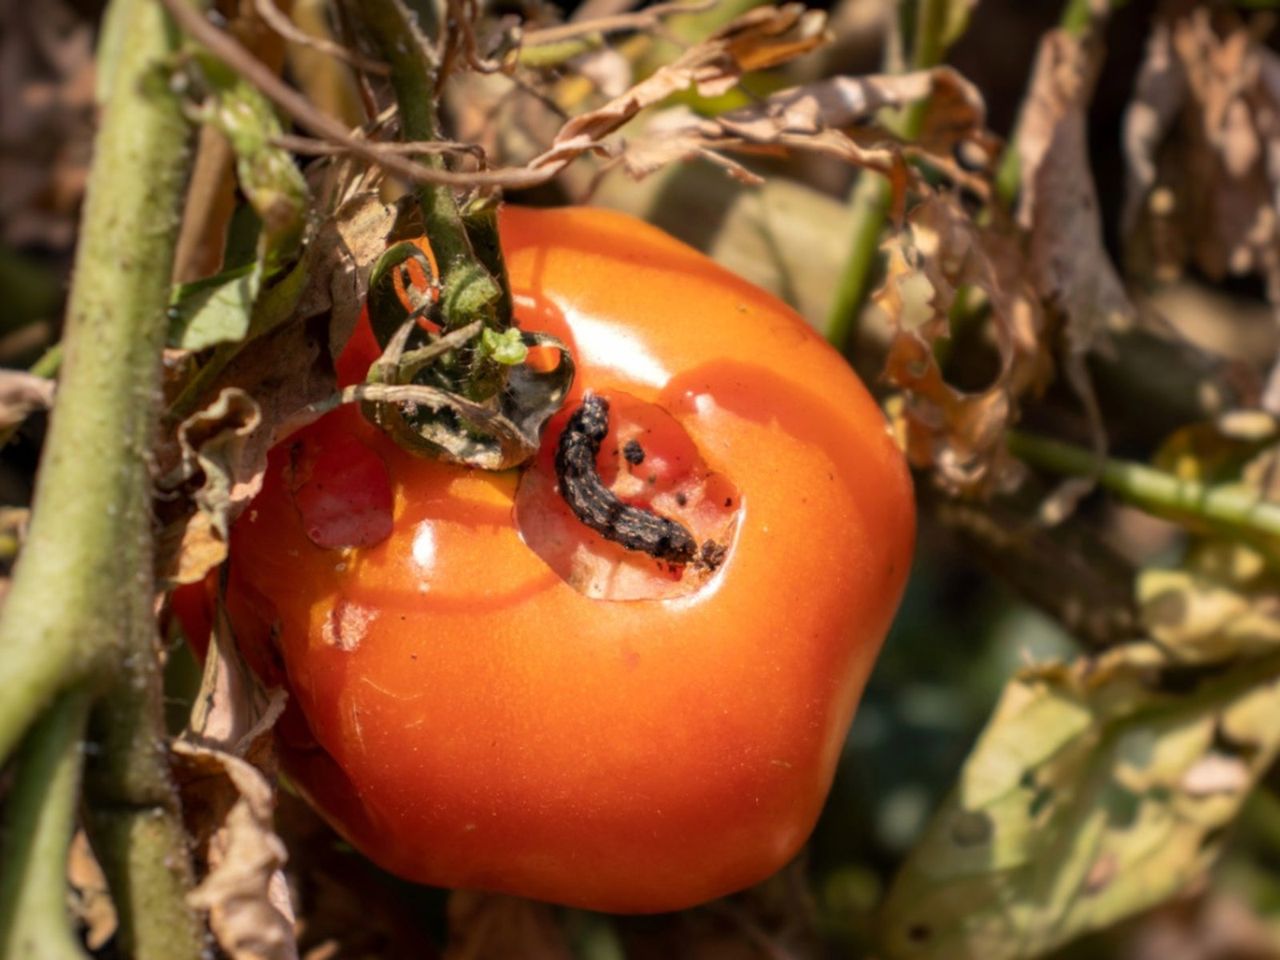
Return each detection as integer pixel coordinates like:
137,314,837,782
353,0,507,341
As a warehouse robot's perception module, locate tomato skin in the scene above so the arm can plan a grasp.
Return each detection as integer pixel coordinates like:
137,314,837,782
225,206,915,913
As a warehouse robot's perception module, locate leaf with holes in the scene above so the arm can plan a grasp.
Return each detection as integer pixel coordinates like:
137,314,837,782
879,643,1280,960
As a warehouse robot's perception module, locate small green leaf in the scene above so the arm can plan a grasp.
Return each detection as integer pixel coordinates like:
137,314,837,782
168,265,262,350
480,327,528,366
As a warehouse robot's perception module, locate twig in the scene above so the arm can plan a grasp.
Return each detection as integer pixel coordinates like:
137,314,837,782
252,0,390,74
0,692,93,960
272,131,484,160
1007,430,1280,545
159,0,562,189
521,0,716,46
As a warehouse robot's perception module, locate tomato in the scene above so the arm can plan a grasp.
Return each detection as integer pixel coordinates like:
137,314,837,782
222,206,915,913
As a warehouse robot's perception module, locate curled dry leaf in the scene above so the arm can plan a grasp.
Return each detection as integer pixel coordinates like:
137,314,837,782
1016,28,1133,414
175,603,296,960
1122,8,1280,311
875,194,1050,495
294,191,398,358
0,369,55,432
880,642,1280,960
67,829,117,951
537,3,829,170
623,67,988,195
158,388,263,586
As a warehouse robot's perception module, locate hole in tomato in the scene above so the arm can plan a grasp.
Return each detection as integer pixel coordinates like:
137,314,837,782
514,391,740,600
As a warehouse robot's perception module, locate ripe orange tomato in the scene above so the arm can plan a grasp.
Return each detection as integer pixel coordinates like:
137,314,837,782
223,206,914,913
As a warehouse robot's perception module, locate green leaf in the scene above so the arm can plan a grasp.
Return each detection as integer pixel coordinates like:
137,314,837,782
879,645,1280,960
168,265,262,351
188,53,308,262
480,327,528,366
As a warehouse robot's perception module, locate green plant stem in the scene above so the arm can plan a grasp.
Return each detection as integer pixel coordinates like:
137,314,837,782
354,0,502,332
0,0,197,762
824,0,951,350
1007,430,1280,544
0,692,93,960
0,0,204,953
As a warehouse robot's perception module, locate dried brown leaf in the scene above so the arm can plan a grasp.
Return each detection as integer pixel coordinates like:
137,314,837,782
1018,30,1132,362
176,602,295,960
875,195,1049,495
543,3,829,166
1123,9,1280,308
294,191,398,358
0,370,55,431
180,741,297,960
158,388,264,585
67,829,118,951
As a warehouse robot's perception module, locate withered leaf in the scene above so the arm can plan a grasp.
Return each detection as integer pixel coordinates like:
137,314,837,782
541,4,829,168
623,68,987,192
176,601,295,960
1139,542,1280,666
158,388,264,586
880,644,1280,960
1017,29,1132,366
0,370,54,433
1122,8,1280,309
67,829,117,951
294,191,398,359
875,194,1049,495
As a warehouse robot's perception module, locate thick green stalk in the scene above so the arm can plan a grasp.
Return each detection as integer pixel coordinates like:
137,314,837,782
355,0,503,331
0,692,93,960
824,0,951,349
1007,430,1280,544
0,0,204,954
0,0,197,762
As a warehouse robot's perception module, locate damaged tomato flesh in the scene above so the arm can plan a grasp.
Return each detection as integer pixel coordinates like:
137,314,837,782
221,206,916,913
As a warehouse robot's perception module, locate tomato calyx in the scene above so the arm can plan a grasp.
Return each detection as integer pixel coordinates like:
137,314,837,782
355,234,576,471
556,393,700,564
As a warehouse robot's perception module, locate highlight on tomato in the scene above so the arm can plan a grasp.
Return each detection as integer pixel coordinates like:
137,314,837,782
216,205,915,913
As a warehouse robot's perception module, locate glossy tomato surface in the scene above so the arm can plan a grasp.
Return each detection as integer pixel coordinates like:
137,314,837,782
224,206,915,913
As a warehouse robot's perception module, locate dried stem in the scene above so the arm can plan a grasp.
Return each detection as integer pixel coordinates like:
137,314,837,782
158,0,562,189
0,692,93,960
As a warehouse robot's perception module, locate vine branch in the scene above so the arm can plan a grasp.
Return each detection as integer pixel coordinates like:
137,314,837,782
0,0,204,953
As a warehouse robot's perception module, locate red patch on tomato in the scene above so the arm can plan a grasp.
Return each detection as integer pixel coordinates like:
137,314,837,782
286,427,394,550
